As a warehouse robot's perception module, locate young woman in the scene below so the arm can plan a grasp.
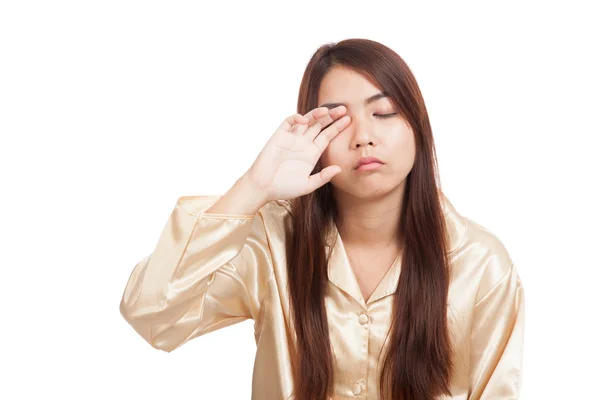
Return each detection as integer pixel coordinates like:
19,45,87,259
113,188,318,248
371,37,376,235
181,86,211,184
119,38,524,400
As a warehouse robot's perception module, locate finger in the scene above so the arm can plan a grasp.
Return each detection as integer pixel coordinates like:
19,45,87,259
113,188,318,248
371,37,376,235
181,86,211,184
290,122,304,134
294,114,328,135
290,117,310,135
303,113,335,136
278,113,309,132
304,105,346,128
303,107,330,124
291,107,329,135
319,105,347,121
293,105,347,135
301,105,343,129
306,165,342,193
312,115,351,152
302,105,348,136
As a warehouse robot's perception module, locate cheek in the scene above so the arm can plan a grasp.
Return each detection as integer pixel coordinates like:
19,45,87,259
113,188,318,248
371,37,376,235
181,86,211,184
320,144,345,168
391,129,417,169
388,124,415,149
319,140,337,164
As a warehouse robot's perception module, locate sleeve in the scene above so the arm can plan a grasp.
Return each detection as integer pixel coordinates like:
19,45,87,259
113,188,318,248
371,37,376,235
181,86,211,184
119,195,275,353
468,260,525,399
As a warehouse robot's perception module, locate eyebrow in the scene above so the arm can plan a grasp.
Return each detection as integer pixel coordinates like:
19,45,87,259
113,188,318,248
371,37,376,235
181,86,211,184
318,91,389,109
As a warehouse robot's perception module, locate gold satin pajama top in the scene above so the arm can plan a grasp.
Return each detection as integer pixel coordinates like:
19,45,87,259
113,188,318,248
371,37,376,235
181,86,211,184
119,191,525,399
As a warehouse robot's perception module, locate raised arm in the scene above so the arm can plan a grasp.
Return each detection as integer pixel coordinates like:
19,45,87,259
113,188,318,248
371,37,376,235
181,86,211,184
119,176,273,352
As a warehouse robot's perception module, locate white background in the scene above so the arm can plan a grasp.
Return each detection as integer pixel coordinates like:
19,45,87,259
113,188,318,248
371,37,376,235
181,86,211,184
1,1,598,398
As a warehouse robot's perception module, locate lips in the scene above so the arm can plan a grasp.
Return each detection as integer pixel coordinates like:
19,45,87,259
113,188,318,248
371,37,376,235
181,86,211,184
354,156,384,169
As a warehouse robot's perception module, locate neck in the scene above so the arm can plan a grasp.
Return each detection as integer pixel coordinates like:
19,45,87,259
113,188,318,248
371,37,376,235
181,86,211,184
332,181,406,251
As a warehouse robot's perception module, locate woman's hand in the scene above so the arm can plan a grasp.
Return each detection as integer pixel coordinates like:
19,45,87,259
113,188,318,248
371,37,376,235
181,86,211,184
245,105,350,202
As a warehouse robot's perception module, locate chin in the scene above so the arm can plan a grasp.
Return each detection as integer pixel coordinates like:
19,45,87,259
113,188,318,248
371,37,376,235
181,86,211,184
336,181,392,199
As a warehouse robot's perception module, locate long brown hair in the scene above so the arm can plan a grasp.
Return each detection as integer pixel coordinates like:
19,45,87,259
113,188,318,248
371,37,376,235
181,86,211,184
285,39,454,400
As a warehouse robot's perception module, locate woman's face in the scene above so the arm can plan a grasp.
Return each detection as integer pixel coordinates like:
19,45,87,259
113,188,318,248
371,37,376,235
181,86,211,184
317,65,416,199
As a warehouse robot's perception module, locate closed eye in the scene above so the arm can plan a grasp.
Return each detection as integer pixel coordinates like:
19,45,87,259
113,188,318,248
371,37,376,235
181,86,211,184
373,113,397,119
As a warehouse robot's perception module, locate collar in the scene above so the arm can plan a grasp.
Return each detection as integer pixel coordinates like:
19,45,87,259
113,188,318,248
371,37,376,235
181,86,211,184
324,190,467,307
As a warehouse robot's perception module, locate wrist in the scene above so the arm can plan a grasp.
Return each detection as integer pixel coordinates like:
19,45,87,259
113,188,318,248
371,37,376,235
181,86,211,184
236,173,270,212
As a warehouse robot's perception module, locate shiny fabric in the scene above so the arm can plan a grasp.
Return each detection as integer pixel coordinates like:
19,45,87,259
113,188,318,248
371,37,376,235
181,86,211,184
119,191,524,399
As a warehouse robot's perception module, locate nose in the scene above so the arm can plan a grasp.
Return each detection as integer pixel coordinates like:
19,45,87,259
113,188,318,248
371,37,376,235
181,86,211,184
349,115,376,148
354,139,374,148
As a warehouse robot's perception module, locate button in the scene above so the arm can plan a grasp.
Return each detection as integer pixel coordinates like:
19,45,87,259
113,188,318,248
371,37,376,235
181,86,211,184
358,312,369,325
352,382,362,395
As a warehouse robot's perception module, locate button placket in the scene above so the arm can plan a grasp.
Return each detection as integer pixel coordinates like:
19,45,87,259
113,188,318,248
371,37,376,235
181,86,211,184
350,312,368,396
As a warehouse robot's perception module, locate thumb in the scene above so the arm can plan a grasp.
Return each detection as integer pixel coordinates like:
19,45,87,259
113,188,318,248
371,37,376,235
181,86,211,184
306,165,341,193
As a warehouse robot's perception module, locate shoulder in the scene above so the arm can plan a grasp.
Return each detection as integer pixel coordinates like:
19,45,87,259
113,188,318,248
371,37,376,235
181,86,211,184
442,192,512,272
441,193,516,302
459,216,516,303
463,216,513,267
